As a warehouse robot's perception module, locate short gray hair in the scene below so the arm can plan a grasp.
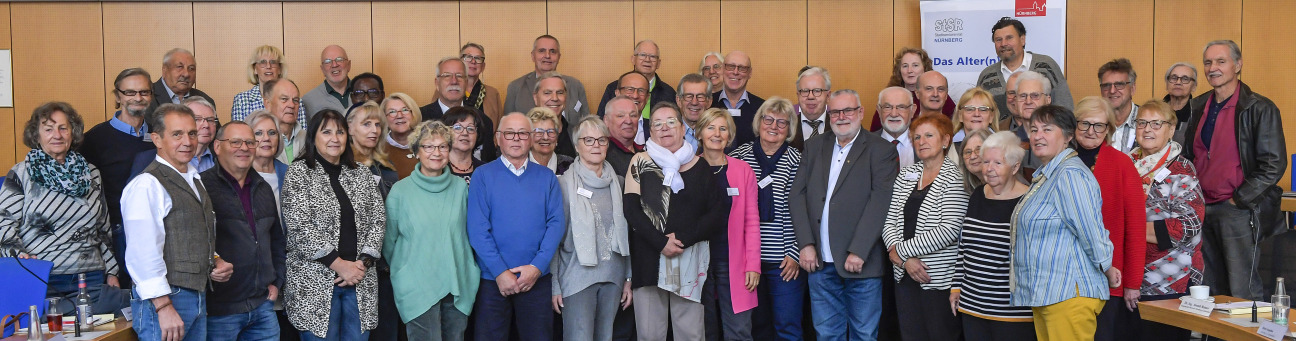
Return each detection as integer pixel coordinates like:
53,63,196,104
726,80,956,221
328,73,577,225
634,40,658,54
797,66,832,91
1165,62,1198,81
1014,70,1053,95
677,73,712,95
409,120,455,155
163,48,194,66
876,86,912,106
151,103,195,135
497,112,534,131
180,97,217,116
699,52,724,73
435,56,463,76
603,95,636,116
533,72,569,94
1203,40,1242,62
980,130,1026,169
571,116,610,146
830,89,862,108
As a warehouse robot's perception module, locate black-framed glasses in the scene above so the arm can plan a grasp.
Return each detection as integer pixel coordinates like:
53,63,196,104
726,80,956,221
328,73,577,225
452,124,477,134
499,130,531,141
634,52,659,61
352,89,384,97
419,144,450,153
827,107,861,118
761,116,790,129
218,138,255,148
618,86,647,95
386,108,412,117
1166,75,1195,84
1078,121,1109,133
1135,119,1170,130
1099,81,1131,92
723,63,751,74
461,54,486,64
680,93,708,102
797,88,828,97
116,89,152,97
579,136,609,146
322,57,349,65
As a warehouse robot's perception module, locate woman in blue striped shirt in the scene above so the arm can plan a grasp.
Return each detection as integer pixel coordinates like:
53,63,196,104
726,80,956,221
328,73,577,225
1011,105,1120,341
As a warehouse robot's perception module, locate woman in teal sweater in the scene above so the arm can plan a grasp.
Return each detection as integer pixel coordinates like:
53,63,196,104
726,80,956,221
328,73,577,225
382,121,480,340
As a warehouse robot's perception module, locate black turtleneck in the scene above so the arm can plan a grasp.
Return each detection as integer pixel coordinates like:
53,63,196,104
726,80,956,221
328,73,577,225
1077,144,1100,168
315,153,358,265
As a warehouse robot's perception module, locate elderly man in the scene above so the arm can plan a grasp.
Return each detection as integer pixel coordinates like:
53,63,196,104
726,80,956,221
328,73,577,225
423,56,500,161
467,112,565,341
996,71,1022,133
201,121,286,341
603,96,642,176
791,89,898,341
531,72,580,157
260,79,304,164
129,97,220,178
148,49,215,115
792,67,831,151
916,71,953,120
301,45,351,120
598,40,677,118
874,87,918,168
672,73,711,148
1163,63,1199,143
123,104,229,341
1098,58,1140,153
505,35,591,120
1014,70,1052,170
711,51,764,150
1182,40,1286,301
450,43,505,125
976,17,1073,112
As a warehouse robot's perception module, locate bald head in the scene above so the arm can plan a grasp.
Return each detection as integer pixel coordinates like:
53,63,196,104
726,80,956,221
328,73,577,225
916,71,949,113
319,45,351,87
722,51,752,94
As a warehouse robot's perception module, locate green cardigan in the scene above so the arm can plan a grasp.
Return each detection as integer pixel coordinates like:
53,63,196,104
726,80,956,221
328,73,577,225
382,163,480,322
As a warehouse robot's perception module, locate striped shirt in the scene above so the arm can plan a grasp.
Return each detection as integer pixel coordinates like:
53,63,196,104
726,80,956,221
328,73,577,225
0,160,117,276
731,142,801,262
952,186,1032,322
882,157,968,290
1010,150,1115,307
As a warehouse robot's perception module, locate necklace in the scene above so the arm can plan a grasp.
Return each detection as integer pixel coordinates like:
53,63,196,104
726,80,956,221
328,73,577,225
450,159,473,173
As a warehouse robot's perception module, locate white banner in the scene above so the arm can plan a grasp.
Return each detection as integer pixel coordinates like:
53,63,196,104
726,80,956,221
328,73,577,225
920,0,1067,102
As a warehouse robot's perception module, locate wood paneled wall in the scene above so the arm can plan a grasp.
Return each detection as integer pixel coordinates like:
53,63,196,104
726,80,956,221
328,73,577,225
4,0,1296,189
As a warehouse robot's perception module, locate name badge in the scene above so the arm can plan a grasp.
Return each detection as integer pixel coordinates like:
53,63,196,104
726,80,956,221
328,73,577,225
576,187,593,199
121,306,133,321
728,108,742,117
758,176,774,189
903,172,920,181
1154,168,1171,182
1258,320,1289,341
1177,297,1214,317
141,133,152,142
574,101,583,113
726,188,740,196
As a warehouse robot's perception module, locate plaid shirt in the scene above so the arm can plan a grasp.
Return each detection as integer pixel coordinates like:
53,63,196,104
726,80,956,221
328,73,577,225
232,84,306,123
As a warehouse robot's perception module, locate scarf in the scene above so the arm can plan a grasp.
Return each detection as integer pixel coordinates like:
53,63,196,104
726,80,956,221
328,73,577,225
25,149,91,198
1131,141,1182,193
645,138,696,193
753,142,786,222
562,158,631,266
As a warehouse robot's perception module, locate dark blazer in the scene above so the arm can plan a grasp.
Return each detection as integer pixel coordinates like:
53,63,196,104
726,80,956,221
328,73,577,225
420,102,501,163
596,73,677,118
712,91,765,151
790,130,899,278
147,78,215,121
790,105,825,152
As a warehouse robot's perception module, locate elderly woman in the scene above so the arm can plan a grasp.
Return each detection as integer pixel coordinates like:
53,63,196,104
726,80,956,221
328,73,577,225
0,102,128,316
282,109,387,341
345,102,399,198
232,45,304,123
881,113,968,341
1013,105,1118,341
550,116,633,341
442,107,487,184
383,121,479,340
1072,97,1147,341
729,98,805,340
1162,63,1198,142
957,129,993,192
245,110,290,201
527,107,574,175
626,102,728,341
694,107,760,340
872,48,956,131
699,52,724,92
951,88,1000,145
949,131,1035,341
379,93,423,178
1128,100,1204,340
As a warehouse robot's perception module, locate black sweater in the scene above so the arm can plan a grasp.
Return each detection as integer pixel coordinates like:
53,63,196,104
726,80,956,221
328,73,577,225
200,164,286,316
624,157,730,289
80,122,156,225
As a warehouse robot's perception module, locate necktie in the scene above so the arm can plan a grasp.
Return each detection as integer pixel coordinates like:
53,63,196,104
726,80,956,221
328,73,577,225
892,139,901,165
807,120,822,138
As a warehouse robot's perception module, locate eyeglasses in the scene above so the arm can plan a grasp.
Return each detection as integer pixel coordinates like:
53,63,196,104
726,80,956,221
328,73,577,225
322,57,349,65
218,138,255,148
499,130,531,141
797,88,828,97
680,93,709,102
386,108,411,117
1099,81,1131,92
962,148,979,157
452,124,477,134
438,73,467,80
254,60,280,67
1018,92,1048,101
618,86,647,95
651,118,680,130
117,89,152,97
634,52,660,61
1078,121,1109,133
962,105,991,113
827,107,861,118
723,63,752,74
352,89,384,97
461,54,486,64
701,63,722,73
761,116,790,129
1166,75,1195,84
1005,90,1017,99
579,136,610,146
532,128,557,138
878,104,912,112
195,117,220,125
1135,119,1171,130
419,144,450,153
253,129,279,138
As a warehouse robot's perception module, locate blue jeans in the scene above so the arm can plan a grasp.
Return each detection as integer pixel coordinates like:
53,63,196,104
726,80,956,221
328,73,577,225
207,300,279,341
300,286,368,341
131,286,207,341
807,263,881,341
46,270,130,317
756,262,806,341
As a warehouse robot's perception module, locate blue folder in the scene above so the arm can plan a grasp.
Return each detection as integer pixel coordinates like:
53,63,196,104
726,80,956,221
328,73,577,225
0,257,52,338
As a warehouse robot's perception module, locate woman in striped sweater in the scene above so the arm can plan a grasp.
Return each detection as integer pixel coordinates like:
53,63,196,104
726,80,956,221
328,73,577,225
882,113,969,341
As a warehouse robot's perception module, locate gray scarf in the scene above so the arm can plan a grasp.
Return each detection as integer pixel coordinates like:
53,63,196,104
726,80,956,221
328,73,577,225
562,157,630,266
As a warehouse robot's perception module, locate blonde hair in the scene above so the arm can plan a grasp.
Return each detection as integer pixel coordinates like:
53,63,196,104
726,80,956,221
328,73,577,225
246,45,284,85
1137,99,1177,126
380,93,423,123
244,109,282,156
408,120,455,155
953,87,1000,133
1074,96,1117,140
695,108,736,148
526,106,562,131
346,101,393,169
753,96,798,143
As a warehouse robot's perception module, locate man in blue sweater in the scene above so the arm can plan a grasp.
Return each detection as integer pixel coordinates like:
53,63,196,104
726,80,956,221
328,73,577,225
467,112,566,340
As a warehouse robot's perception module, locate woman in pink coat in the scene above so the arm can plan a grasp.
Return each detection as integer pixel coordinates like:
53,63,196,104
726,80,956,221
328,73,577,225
695,108,761,340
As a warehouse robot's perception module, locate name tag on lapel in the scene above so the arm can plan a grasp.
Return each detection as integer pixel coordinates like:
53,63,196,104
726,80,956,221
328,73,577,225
576,187,593,199
726,188,740,196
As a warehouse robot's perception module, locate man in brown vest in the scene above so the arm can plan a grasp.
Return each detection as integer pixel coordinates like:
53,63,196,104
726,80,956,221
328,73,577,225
122,103,229,341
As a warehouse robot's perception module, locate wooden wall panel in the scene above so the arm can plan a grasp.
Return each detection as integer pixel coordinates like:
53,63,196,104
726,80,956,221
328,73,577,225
0,3,12,170
633,0,721,94
720,0,807,101
893,0,922,53
283,2,374,98
372,1,460,105
11,3,104,162
1243,0,1296,191
548,0,634,111
1065,0,1154,103
194,2,284,121
1153,0,1241,99
103,2,193,120
809,0,893,126
460,0,547,106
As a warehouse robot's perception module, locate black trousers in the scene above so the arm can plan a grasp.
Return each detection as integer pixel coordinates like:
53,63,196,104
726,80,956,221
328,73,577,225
894,276,961,341
370,266,407,341
961,314,1035,341
1096,293,1191,341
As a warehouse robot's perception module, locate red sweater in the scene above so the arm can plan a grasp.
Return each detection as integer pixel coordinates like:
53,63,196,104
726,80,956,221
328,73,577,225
1092,143,1148,296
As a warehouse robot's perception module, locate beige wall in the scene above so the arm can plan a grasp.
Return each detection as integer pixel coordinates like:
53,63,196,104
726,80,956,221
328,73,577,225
6,0,1296,189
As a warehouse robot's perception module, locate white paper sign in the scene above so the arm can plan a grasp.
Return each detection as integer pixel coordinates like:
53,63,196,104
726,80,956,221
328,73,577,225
0,50,12,107
1178,297,1215,317
121,306,133,321
1257,320,1289,341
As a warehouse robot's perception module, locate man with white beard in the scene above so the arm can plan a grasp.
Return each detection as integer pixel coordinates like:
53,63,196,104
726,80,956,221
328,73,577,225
872,87,917,167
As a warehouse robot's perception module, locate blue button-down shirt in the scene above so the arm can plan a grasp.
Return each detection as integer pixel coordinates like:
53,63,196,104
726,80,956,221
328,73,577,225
1009,149,1114,307
109,111,149,137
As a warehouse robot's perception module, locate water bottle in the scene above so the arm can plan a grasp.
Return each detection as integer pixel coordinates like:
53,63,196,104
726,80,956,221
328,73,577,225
1273,277,1289,325
26,305,44,341
75,273,92,334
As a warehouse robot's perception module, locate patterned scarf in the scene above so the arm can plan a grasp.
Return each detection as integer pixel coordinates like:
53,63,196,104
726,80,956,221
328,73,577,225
26,149,91,198
1130,141,1182,194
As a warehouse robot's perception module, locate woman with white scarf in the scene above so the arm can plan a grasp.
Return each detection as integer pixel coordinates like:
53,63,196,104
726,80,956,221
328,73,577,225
550,117,633,341
624,102,729,341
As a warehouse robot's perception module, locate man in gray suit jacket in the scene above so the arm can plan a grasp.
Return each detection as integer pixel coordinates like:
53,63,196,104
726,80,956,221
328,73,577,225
790,89,899,341
504,35,591,120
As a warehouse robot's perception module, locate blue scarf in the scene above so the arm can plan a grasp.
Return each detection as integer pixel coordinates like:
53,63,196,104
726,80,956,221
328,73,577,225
752,142,786,222
25,149,91,198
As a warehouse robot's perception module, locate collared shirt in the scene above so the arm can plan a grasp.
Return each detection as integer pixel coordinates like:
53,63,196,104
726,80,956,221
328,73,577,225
190,148,216,173
278,125,306,164
231,84,307,124
684,124,699,148
798,105,827,140
121,155,204,300
529,152,558,173
1109,104,1140,153
161,79,185,104
109,111,149,137
720,90,752,110
820,130,860,263
324,80,347,105
1000,52,1034,82
502,157,528,176
439,99,456,115
880,129,915,168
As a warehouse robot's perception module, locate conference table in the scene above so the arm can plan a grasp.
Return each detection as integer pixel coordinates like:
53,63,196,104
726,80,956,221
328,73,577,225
1139,295,1294,341
1,318,135,341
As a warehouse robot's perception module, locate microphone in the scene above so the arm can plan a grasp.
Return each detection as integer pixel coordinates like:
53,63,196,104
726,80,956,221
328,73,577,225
8,249,48,285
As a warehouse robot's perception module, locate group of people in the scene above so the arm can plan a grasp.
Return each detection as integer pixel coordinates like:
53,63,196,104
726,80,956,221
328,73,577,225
1,16,1285,341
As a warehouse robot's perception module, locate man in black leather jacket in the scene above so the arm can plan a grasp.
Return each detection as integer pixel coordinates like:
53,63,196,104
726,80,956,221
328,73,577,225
1181,40,1286,301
